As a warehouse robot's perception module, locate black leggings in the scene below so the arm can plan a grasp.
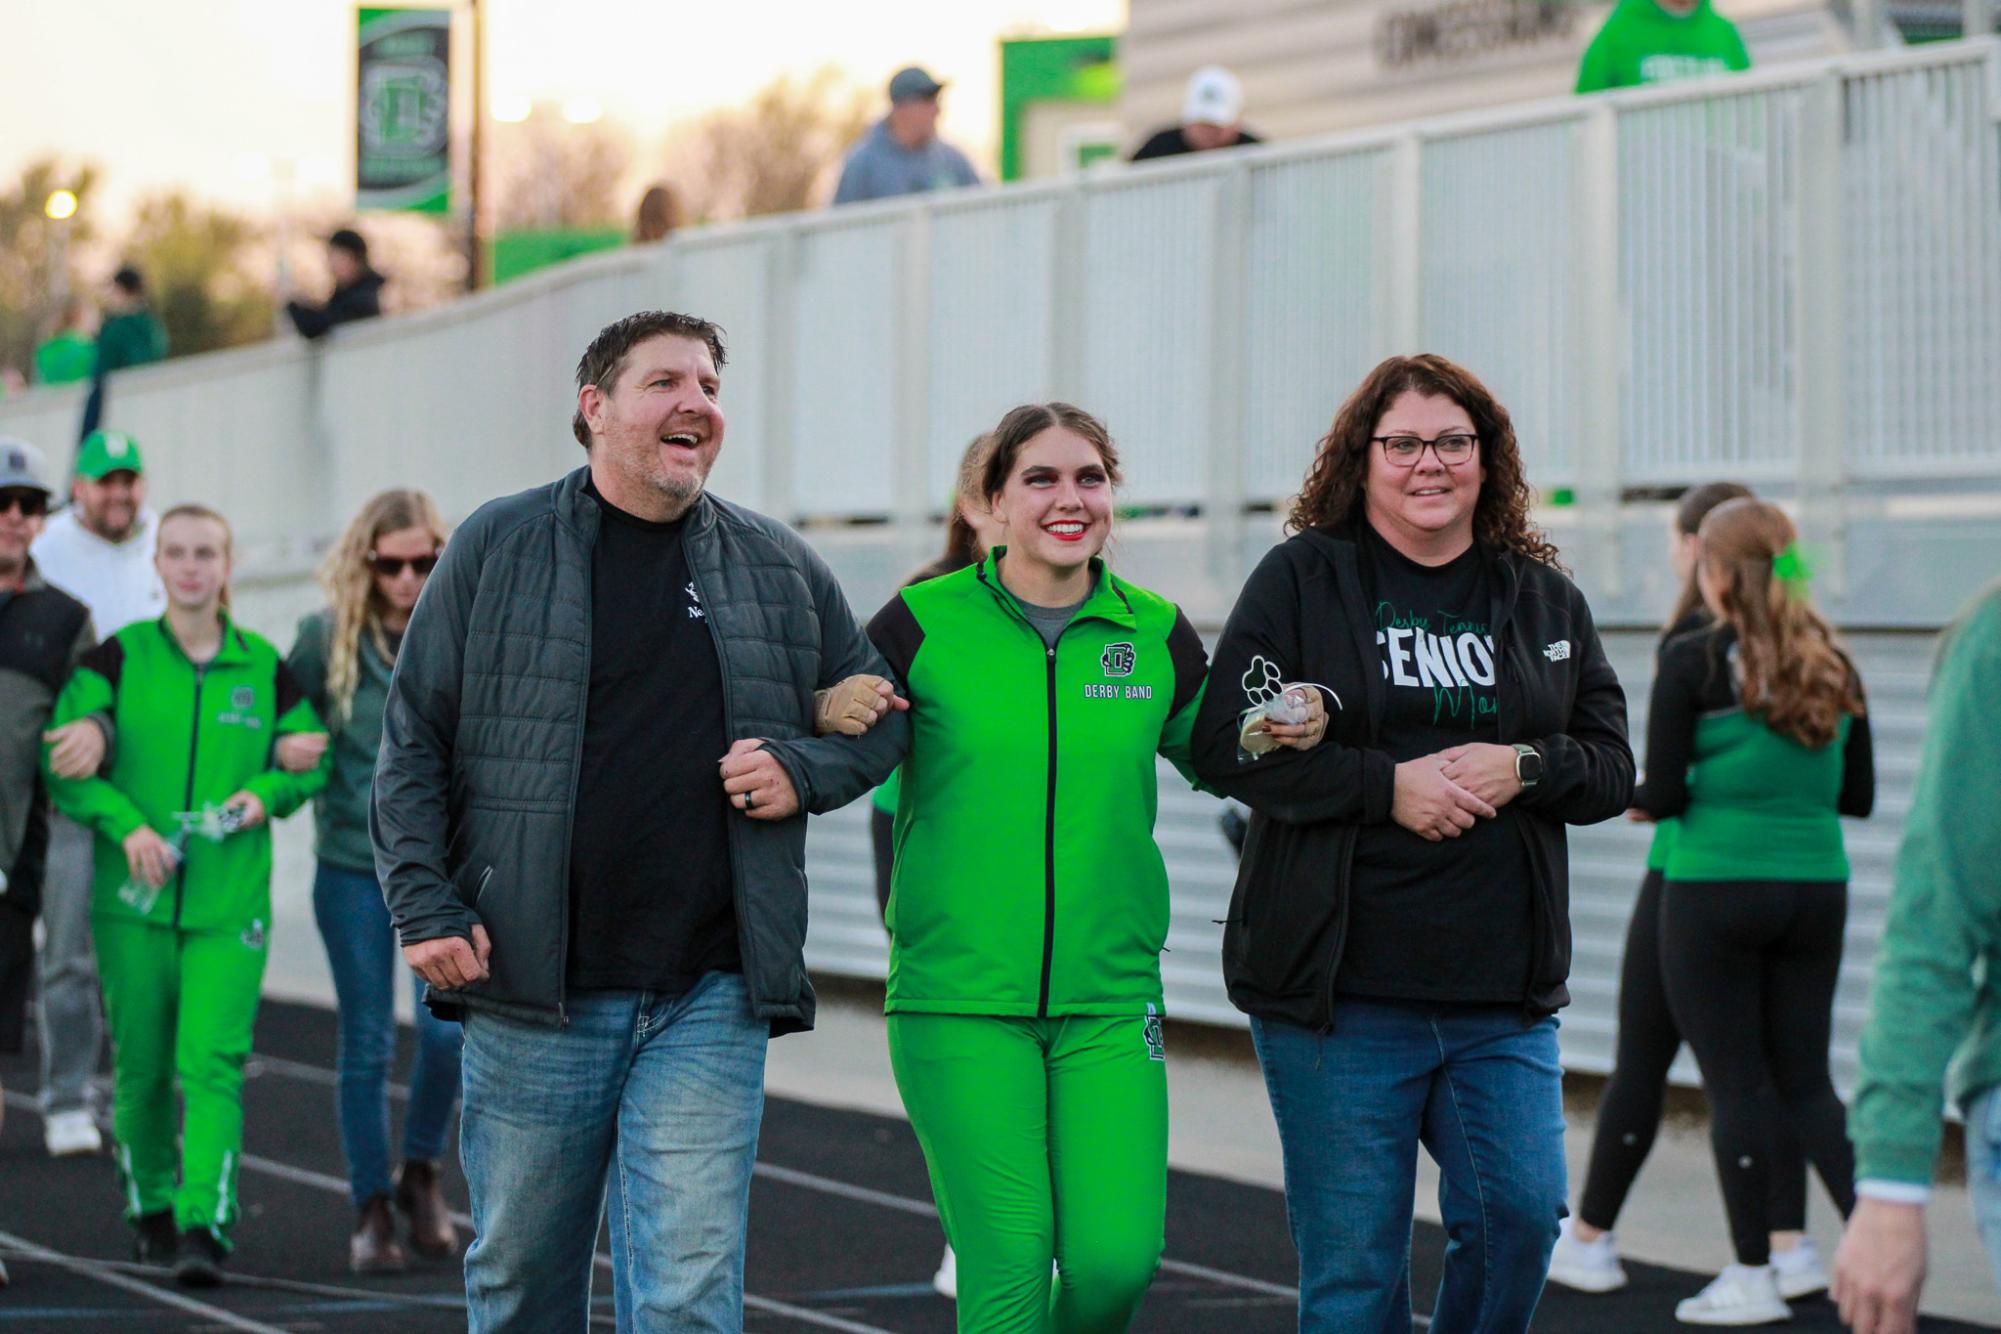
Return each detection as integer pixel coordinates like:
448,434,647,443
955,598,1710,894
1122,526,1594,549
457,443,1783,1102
1577,870,1808,1234
1660,879,1856,1265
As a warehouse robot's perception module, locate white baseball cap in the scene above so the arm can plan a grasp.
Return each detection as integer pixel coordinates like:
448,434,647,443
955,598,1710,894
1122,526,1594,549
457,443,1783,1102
1183,66,1244,127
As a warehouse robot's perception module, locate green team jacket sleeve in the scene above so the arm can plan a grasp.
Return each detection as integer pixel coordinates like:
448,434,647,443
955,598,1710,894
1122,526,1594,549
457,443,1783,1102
238,659,331,818
1850,589,2001,1187
45,654,150,844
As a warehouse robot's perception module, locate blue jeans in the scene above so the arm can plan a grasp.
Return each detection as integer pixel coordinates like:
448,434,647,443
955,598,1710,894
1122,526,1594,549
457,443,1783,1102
1252,1002,1568,1334
312,860,463,1206
1967,1084,2001,1296
459,973,768,1334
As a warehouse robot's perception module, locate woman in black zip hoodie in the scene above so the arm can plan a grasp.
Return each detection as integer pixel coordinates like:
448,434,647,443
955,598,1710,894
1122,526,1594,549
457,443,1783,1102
1192,354,1634,1334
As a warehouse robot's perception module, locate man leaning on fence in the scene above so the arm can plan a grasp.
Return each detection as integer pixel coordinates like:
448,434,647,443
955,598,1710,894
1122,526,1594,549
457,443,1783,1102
370,309,908,1332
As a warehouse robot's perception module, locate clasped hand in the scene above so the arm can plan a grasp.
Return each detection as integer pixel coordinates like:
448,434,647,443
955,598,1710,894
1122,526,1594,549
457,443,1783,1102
1392,743,1522,842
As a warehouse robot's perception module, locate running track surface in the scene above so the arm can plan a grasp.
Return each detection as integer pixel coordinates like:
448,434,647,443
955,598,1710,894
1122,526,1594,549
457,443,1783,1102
1,1001,1993,1332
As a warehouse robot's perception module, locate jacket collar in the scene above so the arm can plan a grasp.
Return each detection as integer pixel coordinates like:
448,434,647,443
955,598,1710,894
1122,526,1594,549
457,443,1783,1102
973,547,1137,630
153,611,253,666
556,464,720,542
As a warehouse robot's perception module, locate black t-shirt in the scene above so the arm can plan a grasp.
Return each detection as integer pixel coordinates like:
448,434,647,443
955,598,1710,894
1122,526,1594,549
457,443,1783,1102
567,483,739,992
1129,125,1264,161
1337,524,1536,1003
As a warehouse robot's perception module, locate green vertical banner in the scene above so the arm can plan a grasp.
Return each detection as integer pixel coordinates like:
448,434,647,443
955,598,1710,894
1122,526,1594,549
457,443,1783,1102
356,7,452,213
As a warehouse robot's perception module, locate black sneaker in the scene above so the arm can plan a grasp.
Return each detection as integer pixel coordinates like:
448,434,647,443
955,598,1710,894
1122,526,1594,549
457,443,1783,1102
174,1227,228,1287
133,1210,179,1267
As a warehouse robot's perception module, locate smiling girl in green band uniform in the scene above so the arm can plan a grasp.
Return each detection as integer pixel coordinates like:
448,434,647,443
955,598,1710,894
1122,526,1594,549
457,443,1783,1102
865,403,1324,1332
46,504,328,1286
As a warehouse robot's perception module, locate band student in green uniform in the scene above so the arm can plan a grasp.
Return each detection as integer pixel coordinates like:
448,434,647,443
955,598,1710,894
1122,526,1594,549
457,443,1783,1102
45,503,329,1286
858,403,1326,1332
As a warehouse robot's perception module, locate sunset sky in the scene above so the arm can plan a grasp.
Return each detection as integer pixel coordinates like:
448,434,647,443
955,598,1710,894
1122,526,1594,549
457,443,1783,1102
3,0,1125,225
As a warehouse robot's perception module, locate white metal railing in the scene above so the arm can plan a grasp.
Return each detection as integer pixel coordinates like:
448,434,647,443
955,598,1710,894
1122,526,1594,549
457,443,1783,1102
2,41,1995,593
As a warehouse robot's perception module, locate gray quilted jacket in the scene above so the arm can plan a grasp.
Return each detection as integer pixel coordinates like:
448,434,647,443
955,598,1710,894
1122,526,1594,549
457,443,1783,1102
371,467,908,1034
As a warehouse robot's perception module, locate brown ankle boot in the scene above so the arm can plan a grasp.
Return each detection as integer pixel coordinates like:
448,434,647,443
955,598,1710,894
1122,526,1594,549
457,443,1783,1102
350,1193,408,1274
394,1159,458,1259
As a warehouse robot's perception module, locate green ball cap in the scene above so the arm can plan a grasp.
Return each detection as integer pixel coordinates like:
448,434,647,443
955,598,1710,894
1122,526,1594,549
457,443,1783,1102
77,429,145,480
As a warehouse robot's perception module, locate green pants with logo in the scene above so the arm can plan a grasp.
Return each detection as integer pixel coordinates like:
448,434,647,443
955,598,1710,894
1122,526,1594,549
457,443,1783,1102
95,915,269,1240
888,1010,1168,1333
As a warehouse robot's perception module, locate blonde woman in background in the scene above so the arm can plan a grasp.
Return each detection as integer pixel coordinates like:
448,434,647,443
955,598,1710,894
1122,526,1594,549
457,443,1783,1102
284,490,462,1274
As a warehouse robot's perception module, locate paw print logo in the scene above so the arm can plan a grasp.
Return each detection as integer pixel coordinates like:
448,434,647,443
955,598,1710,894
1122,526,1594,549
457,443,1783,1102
1241,655,1285,706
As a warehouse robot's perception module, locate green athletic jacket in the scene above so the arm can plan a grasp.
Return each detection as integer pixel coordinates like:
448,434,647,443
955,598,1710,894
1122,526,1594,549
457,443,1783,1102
1851,588,2001,1186
45,615,329,933
866,551,1208,1017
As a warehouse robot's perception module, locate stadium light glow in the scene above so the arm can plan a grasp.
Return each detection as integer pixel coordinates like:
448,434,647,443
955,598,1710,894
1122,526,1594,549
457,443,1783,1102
44,190,78,221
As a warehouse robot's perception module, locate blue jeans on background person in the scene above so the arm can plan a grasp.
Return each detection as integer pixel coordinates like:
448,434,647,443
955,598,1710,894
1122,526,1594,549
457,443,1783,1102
1967,1083,2001,1296
458,971,768,1334
311,860,463,1207
1252,1001,1568,1334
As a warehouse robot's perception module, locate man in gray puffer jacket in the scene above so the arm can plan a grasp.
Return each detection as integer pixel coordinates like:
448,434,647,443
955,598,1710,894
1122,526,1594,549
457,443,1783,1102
372,310,908,1332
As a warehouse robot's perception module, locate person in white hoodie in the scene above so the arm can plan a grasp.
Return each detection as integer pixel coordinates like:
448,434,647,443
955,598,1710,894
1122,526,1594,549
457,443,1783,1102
25,427,165,1157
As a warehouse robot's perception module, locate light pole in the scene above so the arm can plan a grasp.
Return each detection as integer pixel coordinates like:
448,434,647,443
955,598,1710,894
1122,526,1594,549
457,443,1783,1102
467,0,485,291
43,189,78,330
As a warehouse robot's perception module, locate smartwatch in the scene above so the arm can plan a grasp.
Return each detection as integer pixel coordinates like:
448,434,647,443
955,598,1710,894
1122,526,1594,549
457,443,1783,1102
1511,742,1543,790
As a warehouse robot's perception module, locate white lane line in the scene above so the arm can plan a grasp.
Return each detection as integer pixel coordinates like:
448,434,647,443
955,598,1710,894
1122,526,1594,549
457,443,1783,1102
250,1051,1310,1306
0,1227,291,1334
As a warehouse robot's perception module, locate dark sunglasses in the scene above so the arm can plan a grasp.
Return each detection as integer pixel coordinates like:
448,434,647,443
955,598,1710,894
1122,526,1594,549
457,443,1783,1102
0,489,49,518
365,551,439,577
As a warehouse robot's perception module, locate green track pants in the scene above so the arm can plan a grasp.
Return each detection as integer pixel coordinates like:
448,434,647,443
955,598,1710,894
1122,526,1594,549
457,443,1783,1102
95,915,268,1239
888,1010,1168,1333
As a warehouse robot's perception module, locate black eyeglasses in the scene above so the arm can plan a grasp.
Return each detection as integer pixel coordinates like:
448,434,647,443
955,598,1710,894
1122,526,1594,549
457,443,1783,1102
0,489,49,518
366,552,439,577
1372,433,1479,468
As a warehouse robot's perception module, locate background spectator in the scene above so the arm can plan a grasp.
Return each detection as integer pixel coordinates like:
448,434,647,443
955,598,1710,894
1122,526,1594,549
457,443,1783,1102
1576,0,1751,93
34,300,96,388
1131,66,1264,161
832,66,979,205
633,183,682,244
286,229,386,342
79,266,168,444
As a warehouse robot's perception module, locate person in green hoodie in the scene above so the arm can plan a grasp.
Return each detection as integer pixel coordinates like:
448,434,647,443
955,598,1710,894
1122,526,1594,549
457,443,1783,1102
77,265,169,444
1575,0,1751,93
1833,585,2001,1334
864,401,1324,1332
45,502,328,1286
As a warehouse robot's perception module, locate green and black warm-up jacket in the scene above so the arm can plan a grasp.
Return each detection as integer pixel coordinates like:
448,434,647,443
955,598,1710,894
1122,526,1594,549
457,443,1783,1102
866,550,1208,1018
45,615,330,933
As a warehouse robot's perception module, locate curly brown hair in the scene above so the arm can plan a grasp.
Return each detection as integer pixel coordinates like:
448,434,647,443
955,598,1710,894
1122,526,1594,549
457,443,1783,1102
1286,354,1562,569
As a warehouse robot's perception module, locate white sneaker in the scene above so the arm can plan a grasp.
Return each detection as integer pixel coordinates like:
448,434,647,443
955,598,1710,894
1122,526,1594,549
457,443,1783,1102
933,1243,956,1300
45,1108,104,1157
1770,1237,1829,1300
1547,1217,1628,1293
1675,1264,1793,1325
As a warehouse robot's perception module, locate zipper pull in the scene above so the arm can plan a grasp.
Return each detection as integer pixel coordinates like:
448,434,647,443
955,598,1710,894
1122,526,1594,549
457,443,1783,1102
1047,647,1056,661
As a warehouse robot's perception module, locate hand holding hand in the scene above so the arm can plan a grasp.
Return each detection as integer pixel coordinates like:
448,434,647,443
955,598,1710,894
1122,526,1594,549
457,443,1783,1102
813,675,909,737
720,738,802,820
404,925,493,991
1437,743,1525,809
275,732,329,773
1391,758,1498,842
43,720,107,780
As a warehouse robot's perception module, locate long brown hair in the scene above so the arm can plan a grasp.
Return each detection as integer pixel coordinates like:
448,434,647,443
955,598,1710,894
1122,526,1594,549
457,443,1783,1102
909,433,996,584
1287,354,1561,568
1665,480,1755,628
156,503,233,610
317,490,449,723
1698,499,1863,749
